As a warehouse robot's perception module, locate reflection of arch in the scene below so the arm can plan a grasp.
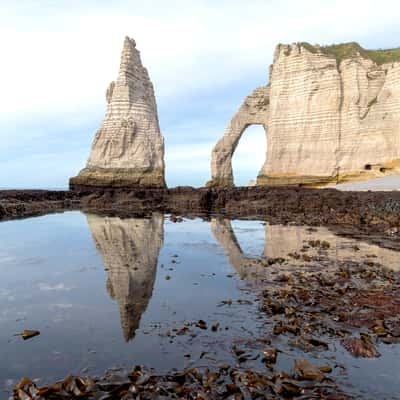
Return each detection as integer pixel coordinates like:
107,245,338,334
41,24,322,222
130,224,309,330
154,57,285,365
211,218,267,279
207,86,269,187
212,219,400,276
86,213,163,341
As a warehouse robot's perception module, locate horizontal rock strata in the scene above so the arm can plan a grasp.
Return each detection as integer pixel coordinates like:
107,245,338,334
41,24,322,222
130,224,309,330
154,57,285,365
209,42,400,187
70,36,165,189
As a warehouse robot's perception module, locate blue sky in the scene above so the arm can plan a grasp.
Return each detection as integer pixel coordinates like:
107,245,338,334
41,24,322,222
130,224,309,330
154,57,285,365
1,0,400,188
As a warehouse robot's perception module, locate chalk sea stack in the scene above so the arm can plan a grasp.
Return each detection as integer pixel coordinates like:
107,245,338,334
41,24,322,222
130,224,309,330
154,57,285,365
70,37,165,189
209,42,400,187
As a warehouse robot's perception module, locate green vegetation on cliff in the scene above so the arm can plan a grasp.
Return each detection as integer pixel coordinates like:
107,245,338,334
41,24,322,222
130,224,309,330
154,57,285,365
300,41,400,65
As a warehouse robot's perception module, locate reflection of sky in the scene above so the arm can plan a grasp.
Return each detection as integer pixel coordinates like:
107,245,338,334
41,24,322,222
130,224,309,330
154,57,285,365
0,211,400,396
37,283,76,292
0,212,265,385
1,1,400,188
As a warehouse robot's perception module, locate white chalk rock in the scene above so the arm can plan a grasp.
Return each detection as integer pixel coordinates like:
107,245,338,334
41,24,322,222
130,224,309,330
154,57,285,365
71,36,165,188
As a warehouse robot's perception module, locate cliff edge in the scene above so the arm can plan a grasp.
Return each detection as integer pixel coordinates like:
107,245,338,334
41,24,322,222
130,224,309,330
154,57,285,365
209,42,400,187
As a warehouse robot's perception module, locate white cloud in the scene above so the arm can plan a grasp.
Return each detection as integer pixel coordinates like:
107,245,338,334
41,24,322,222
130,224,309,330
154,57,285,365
1,0,399,117
0,0,399,187
49,303,73,309
0,253,17,265
37,282,76,291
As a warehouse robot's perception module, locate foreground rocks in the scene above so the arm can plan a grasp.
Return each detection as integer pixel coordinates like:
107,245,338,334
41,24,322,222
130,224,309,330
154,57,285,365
0,190,79,220
4,192,400,398
70,36,165,189
11,234,400,399
209,42,400,187
12,363,347,399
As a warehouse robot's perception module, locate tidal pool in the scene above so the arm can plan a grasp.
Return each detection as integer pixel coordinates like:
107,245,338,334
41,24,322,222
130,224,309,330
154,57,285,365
0,211,400,398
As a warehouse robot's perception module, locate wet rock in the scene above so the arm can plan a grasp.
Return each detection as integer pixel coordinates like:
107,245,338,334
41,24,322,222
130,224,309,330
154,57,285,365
341,336,381,358
195,320,207,330
294,359,331,381
384,317,400,337
211,323,220,332
20,330,40,340
12,361,348,399
262,347,277,364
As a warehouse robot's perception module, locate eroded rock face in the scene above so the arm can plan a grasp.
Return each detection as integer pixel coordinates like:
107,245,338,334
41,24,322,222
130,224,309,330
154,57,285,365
209,43,400,187
70,37,165,189
86,213,164,341
208,87,269,187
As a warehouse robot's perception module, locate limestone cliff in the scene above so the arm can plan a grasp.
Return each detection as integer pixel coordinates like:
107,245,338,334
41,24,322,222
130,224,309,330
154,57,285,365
86,213,164,341
70,37,165,188
209,42,400,187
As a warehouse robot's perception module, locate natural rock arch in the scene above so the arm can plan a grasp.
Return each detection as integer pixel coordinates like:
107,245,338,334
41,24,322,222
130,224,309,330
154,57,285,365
208,42,400,188
208,86,270,187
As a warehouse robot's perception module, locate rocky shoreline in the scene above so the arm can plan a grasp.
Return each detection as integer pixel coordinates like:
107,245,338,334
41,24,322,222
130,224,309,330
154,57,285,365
1,186,400,248
10,213,400,399
3,186,400,399
12,256,399,399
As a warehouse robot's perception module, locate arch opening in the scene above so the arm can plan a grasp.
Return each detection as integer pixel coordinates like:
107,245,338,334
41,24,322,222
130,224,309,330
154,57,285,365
231,124,267,186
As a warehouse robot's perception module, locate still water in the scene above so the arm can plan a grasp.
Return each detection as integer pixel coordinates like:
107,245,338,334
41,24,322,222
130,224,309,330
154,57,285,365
0,211,399,398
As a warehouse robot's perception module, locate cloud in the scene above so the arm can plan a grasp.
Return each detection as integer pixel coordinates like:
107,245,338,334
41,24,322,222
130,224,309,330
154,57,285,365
0,253,17,265
37,282,76,291
0,0,399,187
49,303,74,310
3,0,399,117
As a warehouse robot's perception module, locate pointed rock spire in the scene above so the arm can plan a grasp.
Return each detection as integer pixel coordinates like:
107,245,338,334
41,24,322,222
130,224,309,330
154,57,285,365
70,36,165,189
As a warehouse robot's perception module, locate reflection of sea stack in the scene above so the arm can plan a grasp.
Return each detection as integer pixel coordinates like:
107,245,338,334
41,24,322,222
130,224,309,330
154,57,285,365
70,36,165,189
87,213,164,341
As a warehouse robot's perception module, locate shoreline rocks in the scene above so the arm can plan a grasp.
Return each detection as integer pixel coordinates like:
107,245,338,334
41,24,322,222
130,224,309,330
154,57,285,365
1,187,400,250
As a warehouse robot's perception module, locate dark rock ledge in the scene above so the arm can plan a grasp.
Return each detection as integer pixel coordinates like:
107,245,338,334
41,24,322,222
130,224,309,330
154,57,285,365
1,186,400,249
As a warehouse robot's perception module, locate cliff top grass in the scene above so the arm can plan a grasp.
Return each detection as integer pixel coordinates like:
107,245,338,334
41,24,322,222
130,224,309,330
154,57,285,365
299,42,400,65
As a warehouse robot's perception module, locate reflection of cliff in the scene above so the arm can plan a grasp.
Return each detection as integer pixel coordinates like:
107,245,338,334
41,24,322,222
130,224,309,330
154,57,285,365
264,225,400,269
86,213,164,341
212,218,400,274
211,218,266,279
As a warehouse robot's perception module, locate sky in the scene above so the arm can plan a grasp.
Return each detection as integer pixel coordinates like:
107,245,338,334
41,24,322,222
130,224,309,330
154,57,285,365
1,0,400,188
